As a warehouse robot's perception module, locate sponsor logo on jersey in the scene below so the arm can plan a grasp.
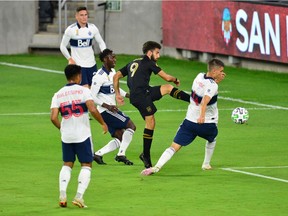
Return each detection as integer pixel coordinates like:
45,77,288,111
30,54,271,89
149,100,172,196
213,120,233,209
78,39,91,47
70,38,92,47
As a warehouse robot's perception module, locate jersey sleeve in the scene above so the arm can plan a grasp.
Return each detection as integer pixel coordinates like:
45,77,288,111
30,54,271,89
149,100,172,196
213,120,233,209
150,61,162,75
60,29,72,60
205,81,218,98
91,24,106,51
90,74,105,105
83,87,94,102
119,65,129,77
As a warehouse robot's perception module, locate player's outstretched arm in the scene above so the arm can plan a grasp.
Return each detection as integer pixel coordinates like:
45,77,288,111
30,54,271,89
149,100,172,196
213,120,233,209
158,70,180,86
113,71,125,106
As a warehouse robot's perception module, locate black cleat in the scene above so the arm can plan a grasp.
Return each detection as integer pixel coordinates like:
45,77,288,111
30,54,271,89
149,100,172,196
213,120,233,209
93,155,107,165
139,153,152,168
115,155,134,165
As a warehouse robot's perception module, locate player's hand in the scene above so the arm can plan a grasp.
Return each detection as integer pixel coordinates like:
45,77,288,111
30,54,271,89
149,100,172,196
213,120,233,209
116,95,125,106
108,105,119,113
68,58,76,65
197,116,205,124
101,122,108,134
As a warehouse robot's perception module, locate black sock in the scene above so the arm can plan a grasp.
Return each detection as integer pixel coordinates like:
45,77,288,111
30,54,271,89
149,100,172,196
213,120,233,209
170,88,190,102
143,128,154,158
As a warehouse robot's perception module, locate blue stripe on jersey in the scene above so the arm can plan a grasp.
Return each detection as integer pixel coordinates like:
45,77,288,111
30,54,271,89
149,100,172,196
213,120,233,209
60,102,88,118
106,110,127,122
99,67,110,75
99,85,114,94
191,91,218,106
70,38,93,47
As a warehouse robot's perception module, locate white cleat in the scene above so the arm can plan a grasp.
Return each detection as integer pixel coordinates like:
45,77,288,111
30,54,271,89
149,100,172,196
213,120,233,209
141,167,159,176
202,164,212,170
72,198,87,208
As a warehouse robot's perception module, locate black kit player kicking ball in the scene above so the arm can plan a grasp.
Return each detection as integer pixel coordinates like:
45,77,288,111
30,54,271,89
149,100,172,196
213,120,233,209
113,41,190,168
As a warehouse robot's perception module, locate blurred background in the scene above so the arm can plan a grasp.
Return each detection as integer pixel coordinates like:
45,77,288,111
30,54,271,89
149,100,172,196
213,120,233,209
0,0,287,73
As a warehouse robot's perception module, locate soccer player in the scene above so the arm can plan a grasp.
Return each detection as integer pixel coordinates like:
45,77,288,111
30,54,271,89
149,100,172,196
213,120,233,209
113,41,190,168
141,59,226,176
60,6,106,88
50,64,108,208
91,49,136,165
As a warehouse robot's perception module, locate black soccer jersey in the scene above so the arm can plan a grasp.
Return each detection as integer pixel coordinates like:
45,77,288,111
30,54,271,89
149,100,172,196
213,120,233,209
119,55,162,102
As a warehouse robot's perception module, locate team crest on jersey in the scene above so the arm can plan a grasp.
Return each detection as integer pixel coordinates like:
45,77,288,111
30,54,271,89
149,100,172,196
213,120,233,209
146,106,152,113
88,31,92,36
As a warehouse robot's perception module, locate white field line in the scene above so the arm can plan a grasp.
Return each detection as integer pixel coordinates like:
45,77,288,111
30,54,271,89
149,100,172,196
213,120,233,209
221,167,288,183
0,107,282,116
0,62,64,74
223,166,288,169
1,62,288,111
218,96,288,110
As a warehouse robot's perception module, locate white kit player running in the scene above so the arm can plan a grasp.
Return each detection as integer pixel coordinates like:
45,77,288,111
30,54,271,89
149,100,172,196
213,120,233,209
91,49,136,165
141,59,226,176
50,64,108,208
60,6,106,87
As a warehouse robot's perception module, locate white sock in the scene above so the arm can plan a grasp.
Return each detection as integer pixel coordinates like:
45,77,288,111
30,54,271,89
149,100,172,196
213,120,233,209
154,147,176,172
95,139,120,156
59,165,72,198
117,128,135,156
202,140,216,166
75,166,91,199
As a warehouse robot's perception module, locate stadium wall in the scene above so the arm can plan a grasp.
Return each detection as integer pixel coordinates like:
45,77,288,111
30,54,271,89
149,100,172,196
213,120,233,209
0,1,38,54
94,0,162,55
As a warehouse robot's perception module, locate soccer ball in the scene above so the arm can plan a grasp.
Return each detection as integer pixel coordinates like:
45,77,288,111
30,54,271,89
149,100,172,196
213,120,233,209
231,107,249,124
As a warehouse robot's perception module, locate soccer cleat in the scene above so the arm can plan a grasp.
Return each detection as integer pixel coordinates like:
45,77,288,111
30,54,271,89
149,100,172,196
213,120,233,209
139,153,152,168
93,154,107,165
141,167,158,176
72,198,87,208
115,155,134,165
202,164,212,170
59,197,67,208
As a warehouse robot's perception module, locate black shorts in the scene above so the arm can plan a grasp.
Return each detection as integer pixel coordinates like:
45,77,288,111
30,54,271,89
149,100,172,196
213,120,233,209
131,86,162,119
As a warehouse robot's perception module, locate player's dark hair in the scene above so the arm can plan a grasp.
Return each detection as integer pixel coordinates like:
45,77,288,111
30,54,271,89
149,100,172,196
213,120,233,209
64,64,81,80
142,41,162,54
208,58,225,72
99,48,113,62
76,6,87,13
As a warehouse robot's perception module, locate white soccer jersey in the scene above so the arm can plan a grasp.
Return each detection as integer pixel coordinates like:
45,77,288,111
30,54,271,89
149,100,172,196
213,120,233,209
91,67,127,113
186,73,219,123
50,84,94,143
60,22,106,67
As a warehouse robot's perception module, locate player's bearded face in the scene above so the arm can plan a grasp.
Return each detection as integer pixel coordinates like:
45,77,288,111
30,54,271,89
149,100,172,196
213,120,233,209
151,49,160,62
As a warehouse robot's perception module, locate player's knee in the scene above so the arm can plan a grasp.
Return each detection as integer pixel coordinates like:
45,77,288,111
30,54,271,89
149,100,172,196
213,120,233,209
127,120,136,131
161,84,174,95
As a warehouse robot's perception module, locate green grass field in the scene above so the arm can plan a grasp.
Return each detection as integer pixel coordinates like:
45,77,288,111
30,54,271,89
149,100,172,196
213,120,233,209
0,54,287,216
